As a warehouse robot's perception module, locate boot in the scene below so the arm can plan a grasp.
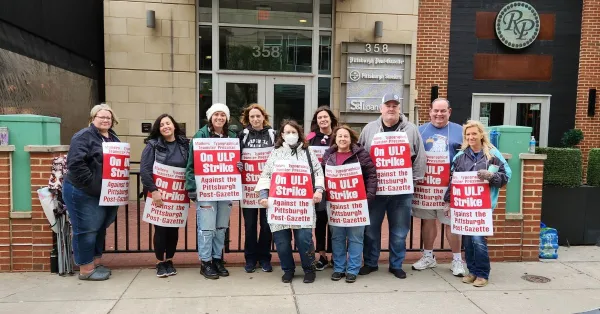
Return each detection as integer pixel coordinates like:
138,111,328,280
213,258,229,277
200,261,219,279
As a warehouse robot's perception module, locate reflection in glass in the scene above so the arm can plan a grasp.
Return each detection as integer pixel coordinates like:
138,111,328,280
199,74,213,127
479,102,505,127
199,26,212,71
224,83,258,132
318,77,331,107
320,0,332,27
273,84,305,131
199,1,212,22
319,32,331,74
516,103,541,146
220,27,312,73
219,0,313,27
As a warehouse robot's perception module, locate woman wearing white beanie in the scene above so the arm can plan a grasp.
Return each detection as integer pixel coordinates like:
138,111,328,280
185,103,237,279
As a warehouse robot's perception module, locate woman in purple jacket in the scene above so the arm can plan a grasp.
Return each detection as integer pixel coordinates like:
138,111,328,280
321,125,377,283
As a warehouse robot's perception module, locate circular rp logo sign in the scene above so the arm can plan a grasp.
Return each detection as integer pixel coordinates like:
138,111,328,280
349,70,361,82
495,1,540,49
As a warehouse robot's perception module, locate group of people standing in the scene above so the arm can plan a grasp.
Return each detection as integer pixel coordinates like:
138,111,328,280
63,93,510,288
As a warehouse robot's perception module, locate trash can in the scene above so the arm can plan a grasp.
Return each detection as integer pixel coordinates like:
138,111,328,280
0,115,61,212
488,125,532,214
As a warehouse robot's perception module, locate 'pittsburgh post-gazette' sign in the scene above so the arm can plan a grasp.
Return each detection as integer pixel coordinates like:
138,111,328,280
495,1,540,49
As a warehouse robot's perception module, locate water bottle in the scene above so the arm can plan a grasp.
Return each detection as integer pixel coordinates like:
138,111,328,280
529,136,536,153
539,223,558,259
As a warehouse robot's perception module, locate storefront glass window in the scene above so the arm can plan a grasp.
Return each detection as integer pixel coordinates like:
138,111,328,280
199,26,212,71
479,102,505,126
318,77,331,107
199,74,213,126
319,32,331,74
225,82,258,132
320,0,332,28
199,1,212,23
273,84,306,131
219,0,313,27
219,27,312,73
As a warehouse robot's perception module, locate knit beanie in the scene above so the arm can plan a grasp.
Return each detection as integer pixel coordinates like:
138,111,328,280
206,103,230,122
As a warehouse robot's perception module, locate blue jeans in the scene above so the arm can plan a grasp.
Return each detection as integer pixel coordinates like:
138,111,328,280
242,208,272,264
464,235,490,279
331,225,364,275
363,194,412,270
63,181,118,266
273,228,315,274
196,201,232,262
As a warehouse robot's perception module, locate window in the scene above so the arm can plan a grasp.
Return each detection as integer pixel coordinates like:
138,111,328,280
319,32,331,74
199,74,213,126
318,77,331,107
219,0,313,27
199,1,211,23
199,26,212,71
320,0,332,28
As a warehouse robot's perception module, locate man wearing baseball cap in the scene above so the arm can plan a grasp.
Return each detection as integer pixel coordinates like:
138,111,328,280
358,93,426,279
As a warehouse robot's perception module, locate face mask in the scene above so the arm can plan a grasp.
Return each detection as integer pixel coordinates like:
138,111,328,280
284,133,299,146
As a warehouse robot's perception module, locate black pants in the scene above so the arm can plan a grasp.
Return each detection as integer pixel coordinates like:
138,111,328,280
154,225,179,261
243,208,272,264
315,210,332,253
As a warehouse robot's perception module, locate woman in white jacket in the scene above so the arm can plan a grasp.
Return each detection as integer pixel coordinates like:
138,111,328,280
256,120,324,284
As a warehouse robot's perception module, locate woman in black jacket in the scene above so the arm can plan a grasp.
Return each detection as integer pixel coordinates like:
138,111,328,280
321,126,377,283
238,104,276,273
63,103,121,281
140,114,189,278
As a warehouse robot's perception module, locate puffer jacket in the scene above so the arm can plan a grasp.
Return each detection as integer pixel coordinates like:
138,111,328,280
238,126,275,150
443,147,511,210
140,135,190,194
321,144,378,201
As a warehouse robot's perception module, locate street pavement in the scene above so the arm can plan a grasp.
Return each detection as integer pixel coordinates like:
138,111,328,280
1,246,599,314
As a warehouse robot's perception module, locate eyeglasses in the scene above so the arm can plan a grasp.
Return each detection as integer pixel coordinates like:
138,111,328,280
95,116,112,121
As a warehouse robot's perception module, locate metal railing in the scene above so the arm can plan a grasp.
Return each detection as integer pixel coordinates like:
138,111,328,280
104,165,451,254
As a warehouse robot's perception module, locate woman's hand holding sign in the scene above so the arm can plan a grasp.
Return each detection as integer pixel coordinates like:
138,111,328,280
259,198,269,208
151,190,164,207
313,190,323,204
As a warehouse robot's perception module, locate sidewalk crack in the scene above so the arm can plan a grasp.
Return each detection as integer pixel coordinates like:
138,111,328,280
107,268,142,314
431,268,488,314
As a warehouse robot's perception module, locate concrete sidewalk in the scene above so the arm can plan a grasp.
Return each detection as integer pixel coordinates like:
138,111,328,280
1,246,599,314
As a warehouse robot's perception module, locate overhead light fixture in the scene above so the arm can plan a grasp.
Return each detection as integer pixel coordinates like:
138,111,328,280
205,56,212,60
299,19,307,23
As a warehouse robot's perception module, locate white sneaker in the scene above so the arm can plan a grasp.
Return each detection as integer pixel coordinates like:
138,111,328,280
451,260,466,277
412,255,437,270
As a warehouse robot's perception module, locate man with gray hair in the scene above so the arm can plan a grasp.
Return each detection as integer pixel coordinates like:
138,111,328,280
412,98,466,276
358,93,426,279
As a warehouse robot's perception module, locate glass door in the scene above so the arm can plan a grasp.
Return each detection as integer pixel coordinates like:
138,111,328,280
265,76,312,131
218,75,265,133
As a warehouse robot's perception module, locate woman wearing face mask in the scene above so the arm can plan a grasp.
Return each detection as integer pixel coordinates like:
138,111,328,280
321,126,377,283
141,114,189,278
256,120,324,284
443,120,511,287
307,106,339,270
185,103,237,280
238,104,276,273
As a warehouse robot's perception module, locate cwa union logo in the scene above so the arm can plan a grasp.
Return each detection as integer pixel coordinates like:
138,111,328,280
495,1,540,49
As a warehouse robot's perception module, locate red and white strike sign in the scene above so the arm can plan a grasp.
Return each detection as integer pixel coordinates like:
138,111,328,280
325,163,370,227
268,160,314,225
193,138,242,201
142,163,190,227
309,146,328,163
413,151,451,210
241,147,273,208
370,132,413,195
100,142,130,206
450,171,493,236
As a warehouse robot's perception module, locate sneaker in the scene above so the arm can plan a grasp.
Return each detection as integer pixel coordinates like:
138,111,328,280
260,260,273,272
411,255,437,271
156,262,168,278
303,272,316,283
282,272,294,283
345,273,357,283
389,268,407,279
200,261,219,280
331,272,345,281
315,255,328,271
451,260,466,277
473,277,488,287
358,265,378,275
244,261,256,273
212,258,229,277
165,260,177,276
462,273,476,284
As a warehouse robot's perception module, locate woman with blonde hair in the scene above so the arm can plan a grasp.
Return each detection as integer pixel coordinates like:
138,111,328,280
63,103,121,281
238,103,276,273
443,120,511,287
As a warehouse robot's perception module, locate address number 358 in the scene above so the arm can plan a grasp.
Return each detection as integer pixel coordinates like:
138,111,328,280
252,46,281,58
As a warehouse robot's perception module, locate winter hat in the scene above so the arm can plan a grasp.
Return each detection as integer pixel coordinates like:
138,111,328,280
206,103,230,122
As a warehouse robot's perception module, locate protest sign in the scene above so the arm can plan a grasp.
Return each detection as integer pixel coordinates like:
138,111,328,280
309,146,328,163
413,151,450,209
193,138,242,201
370,132,413,195
450,171,493,236
142,162,189,227
325,163,369,227
267,160,314,225
241,147,273,208
99,142,130,206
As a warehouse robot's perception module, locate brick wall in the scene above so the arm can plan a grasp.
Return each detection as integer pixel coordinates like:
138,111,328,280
0,150,11,271
576,0,600,179
415,0,452,123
